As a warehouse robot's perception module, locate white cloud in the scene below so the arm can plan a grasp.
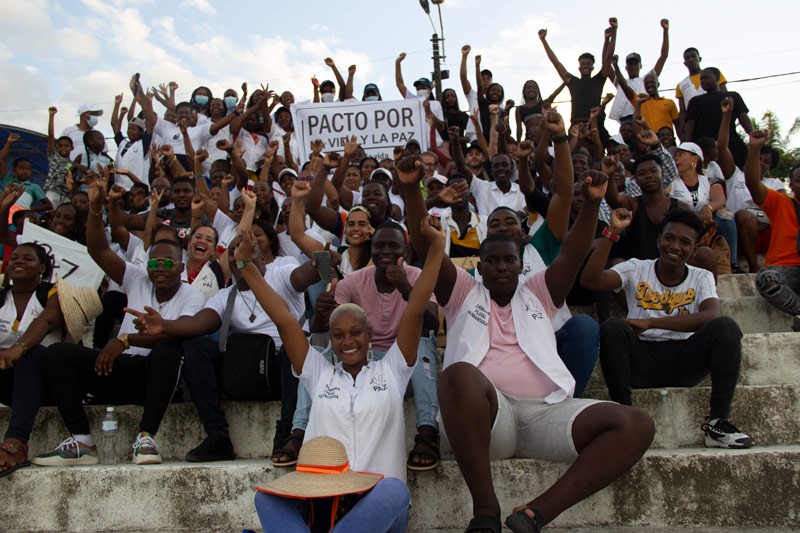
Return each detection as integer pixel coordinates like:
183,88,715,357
180,0,216,15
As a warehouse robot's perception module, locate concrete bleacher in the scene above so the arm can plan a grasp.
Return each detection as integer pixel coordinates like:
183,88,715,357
2,273,799,531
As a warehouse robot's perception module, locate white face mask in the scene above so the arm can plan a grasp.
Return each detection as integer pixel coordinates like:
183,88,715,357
416,89,430,99
87,115,99,127
365,96,379,102
321,93,335,103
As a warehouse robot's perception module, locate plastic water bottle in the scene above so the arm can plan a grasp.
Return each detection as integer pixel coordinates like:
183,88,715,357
101,406,118,465
659,389,678,449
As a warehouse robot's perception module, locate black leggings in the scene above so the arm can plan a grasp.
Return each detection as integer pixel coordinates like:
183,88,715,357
599,316,742,419
42,342,183,436
1,345,50,443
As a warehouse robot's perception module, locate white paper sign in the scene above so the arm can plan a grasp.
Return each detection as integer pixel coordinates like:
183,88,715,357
291,99,428,164
19,224,105,288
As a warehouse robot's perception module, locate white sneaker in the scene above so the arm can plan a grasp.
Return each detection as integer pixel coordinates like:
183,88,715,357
132,432,162,465
702,418,754,449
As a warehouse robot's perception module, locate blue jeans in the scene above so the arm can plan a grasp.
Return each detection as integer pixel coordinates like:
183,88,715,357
555,314,600,398
292,333,439,431
714,213,738,267
254,477,410,533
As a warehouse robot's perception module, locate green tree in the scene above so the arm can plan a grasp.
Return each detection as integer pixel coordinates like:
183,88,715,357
749,111,800,178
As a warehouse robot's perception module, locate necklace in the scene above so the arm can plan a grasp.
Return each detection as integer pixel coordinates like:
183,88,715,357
240,291,258,322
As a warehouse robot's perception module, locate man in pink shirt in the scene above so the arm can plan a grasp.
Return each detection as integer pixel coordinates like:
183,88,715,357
290,221,442,472
400,150,654,533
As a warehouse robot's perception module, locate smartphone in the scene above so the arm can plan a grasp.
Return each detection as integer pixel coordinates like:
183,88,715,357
312,250,337,288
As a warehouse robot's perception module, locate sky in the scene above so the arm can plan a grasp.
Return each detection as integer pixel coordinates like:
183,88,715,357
2,0,799,148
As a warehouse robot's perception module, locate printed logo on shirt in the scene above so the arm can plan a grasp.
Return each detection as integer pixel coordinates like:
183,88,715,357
467,303,489,326
319,384,341,400
370,372,387,392
635,282,695,314
524,302,545,321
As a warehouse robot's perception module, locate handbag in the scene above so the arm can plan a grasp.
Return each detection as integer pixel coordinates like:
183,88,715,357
217,287,280,401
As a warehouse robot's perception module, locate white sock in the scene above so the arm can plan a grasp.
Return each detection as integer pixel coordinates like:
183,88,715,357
73,434,95,446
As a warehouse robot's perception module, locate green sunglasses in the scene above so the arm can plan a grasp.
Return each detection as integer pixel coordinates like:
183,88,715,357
147,258,178,271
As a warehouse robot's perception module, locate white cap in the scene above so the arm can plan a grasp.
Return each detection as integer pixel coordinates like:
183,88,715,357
77,105,103,116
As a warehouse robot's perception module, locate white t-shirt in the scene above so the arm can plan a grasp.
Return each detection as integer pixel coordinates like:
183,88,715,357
236,129,268,171
725,167,786,214
0,287,63,349
204,260,304,348
187,122,213,158
609,71,653,121
61,124,108,162
152,118,186,155
212,209,238,249
115,137,150,190
118,265,205,356
469,177,526,215
278,229,327,262
300,342,415,483
611,258,717,341
669,174,711,212
204,124,232,172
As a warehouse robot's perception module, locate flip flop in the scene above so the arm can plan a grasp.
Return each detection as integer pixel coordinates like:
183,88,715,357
407,431,440,471
465,514,501,533
0,441,31,478
505,507,544,533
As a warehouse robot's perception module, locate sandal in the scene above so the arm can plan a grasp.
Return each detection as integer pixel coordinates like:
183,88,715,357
505,507,544,533
465,514,501,533
271,429,304,467
0,439,30,478
407,430,440,471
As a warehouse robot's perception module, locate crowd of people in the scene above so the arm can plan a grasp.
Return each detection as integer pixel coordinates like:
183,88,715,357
1,16,798,533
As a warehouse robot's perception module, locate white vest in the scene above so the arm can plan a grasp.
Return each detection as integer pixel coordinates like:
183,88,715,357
190,262,220,300
669,174,710,212
0,291,62,349
305,356,409,483
444,281,576,404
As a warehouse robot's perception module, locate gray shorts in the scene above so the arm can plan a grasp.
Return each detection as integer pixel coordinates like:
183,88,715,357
440,389,608,463
745,207,771,229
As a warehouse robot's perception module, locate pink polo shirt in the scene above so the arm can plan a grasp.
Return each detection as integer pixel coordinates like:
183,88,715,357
334,264,436,351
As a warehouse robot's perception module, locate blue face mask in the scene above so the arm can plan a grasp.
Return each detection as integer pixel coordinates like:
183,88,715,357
194,95,209,106
224,96,238,111
365,96,379,102
87,116,99,127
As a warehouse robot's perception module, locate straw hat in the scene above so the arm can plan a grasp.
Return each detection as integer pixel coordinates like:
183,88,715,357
56,276,103,343
256,436,383,498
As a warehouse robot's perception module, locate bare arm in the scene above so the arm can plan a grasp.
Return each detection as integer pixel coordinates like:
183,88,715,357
601,20,617,79
460,45,473,96
744,130,769,204
288,182,326,258
541,112,573,241
47,107,57,152
538,29,571,83
545,170,607,306
397,217,445,365
304,154,343,233
653,19,670,76
395,53,409,98
235,234,309,375
717,97,736,179
86,176,126,285
581,208,630,291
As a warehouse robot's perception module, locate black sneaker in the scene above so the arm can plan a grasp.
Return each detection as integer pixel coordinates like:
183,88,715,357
702,418,754,449
185,434,235,462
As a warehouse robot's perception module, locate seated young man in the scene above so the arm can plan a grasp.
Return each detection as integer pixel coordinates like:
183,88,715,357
581,207,752,449
32,175,205,466
399,155,654,533
743,131,800,327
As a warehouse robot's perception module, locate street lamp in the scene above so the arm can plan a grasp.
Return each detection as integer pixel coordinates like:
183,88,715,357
418,0,448,101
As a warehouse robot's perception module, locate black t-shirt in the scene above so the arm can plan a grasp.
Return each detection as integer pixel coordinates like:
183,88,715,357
686,91,748,140
687,91,749,166
567,73,606,122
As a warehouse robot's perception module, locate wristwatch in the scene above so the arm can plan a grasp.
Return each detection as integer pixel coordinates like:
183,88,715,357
118,333,130,350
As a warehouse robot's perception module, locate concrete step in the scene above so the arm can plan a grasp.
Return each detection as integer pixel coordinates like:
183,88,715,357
585,332,800,392
581,385,800,449
3,381,797,466
571,295,794,333
3,446,798,532
717,273,758,298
